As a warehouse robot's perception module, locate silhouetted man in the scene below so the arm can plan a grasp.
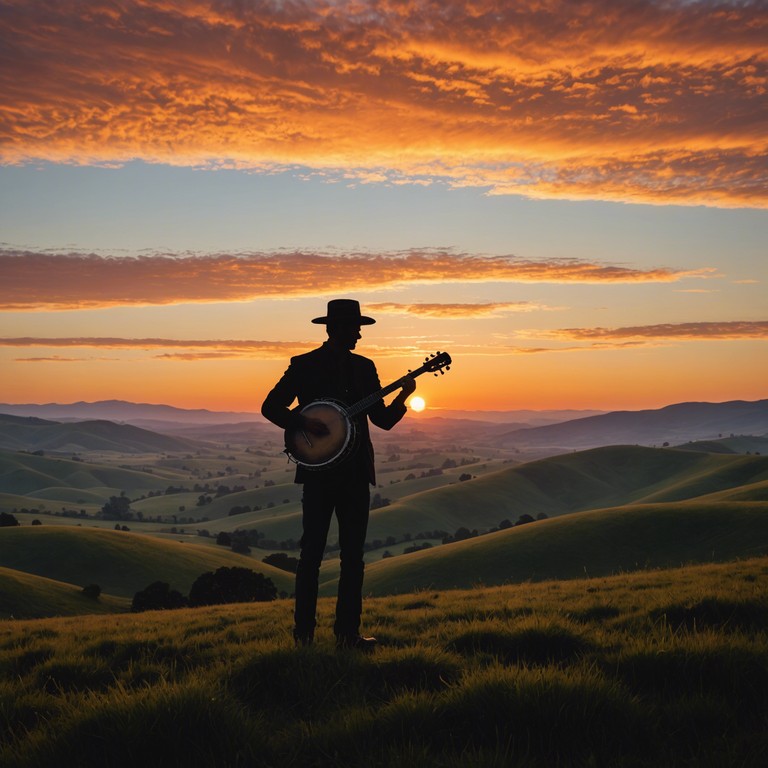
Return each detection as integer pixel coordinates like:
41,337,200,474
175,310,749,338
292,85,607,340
261,299,415,649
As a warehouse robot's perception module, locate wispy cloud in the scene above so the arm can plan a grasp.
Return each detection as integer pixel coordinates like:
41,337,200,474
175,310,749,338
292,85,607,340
13,355,115,363
6,320,763,363
1,0,765,206
550,320,768,341
0,248,713,310
0,337,314,358
367,301,559,318
0,336,430,360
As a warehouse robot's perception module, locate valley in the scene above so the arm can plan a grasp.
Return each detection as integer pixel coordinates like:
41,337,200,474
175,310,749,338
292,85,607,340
1,398,766,616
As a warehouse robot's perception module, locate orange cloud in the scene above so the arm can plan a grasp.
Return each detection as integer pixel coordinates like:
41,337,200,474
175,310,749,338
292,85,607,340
0,337,313,357
367,301,558,318
1,0,765,206
551,320,768,341
0,248,712,310
0,336,433,360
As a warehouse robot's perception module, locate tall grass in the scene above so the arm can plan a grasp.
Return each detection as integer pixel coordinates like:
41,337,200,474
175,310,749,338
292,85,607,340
1,556,767,767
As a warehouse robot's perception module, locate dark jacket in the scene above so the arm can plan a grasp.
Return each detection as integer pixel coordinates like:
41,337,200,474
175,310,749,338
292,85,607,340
261,343,407,485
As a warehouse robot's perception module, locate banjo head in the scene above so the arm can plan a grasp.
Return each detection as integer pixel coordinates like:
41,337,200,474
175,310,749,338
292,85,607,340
286,400,354,468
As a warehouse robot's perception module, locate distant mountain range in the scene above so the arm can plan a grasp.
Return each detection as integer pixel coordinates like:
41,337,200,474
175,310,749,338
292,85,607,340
0,399,602,428
0,400,265,425
0,398,765,453
499,399,768,450
0,413,201,454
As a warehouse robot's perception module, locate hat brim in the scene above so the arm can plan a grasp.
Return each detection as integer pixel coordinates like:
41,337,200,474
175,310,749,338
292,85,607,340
312,315,376,325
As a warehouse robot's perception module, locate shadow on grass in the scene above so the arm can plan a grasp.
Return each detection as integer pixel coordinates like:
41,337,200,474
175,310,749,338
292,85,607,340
229,646,462,722
308,666,644,767
11,681,272,768
652,597,768,634
446,624,591,667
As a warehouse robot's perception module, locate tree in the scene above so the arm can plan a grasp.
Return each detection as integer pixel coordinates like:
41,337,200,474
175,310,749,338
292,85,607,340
515,514,535,526
188,567,277,606
132,581,188,612
231,532,251,555
370,493,391,510
262,552,299,573
100,495,133,521
81,584,101,600
0,512,20,527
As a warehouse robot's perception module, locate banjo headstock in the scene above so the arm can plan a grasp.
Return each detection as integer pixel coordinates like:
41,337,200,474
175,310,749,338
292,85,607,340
419,351,452,377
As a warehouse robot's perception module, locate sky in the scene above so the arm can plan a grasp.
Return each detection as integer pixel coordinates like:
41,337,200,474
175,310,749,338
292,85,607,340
1,0,766,414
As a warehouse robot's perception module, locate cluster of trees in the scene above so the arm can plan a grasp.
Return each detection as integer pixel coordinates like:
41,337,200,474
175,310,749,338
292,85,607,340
402,541,433,555
404,468,444,480
131,566,277,612
205,529,300,553
0,512,20,527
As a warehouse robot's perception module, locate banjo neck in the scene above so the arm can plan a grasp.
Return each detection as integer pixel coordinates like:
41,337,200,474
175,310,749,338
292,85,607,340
346,351,452,418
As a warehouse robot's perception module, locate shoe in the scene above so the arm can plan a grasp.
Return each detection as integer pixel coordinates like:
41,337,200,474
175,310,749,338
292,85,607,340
336,634,377,651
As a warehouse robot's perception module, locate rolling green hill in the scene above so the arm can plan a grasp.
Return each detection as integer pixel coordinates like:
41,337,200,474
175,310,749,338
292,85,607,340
355,500,768,595
361,445,768,542
676,435,768,455
0,566,130,619
0,526,294,598
0,448,184,500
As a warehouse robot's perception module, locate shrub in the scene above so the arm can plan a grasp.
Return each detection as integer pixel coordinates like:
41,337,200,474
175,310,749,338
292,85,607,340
131,581,188,612
188,567,277,606
81,584,101,600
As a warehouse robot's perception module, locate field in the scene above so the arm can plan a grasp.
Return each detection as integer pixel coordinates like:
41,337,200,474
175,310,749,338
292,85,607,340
1,557,767,767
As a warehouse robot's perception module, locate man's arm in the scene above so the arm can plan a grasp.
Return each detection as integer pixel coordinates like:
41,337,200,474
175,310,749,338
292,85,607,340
367,371,416,431
261,362,329,436
261,366,300,431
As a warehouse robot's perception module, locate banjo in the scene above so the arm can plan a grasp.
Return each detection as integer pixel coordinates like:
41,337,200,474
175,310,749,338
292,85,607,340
284,351,451,470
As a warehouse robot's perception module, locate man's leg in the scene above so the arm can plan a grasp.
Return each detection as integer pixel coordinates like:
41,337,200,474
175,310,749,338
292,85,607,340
333,479,371,641
294,481,334,644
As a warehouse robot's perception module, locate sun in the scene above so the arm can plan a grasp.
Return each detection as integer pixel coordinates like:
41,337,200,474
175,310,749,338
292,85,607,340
409,396,426,412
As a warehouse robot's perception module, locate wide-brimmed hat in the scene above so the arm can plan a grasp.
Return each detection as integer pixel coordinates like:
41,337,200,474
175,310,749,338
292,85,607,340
312,299,376,325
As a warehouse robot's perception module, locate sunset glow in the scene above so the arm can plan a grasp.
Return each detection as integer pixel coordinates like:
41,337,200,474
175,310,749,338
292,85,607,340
410,397,426,413
1,0,766,413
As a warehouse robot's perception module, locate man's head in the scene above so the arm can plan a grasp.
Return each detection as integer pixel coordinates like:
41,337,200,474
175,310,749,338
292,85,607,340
327,320,362,351
312,299,374,351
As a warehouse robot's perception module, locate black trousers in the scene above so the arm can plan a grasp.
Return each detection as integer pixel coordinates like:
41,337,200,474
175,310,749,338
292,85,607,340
294,477,371,639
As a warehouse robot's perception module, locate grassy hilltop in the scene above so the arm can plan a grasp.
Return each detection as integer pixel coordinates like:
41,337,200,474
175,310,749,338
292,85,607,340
1,557,767,767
